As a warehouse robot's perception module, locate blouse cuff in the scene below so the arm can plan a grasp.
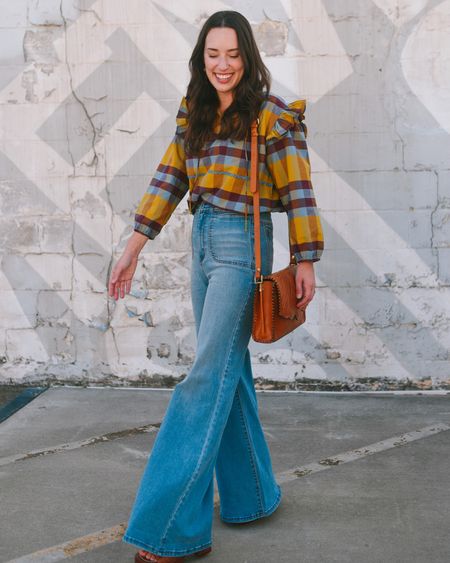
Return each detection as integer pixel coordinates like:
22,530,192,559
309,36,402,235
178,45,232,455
292,249,323,264
134,222,160,240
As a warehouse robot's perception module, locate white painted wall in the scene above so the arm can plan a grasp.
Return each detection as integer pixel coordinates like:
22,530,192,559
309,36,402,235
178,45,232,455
0,0,449,389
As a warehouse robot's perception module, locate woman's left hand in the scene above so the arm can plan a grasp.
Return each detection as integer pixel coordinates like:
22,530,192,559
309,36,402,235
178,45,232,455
295,261,316,309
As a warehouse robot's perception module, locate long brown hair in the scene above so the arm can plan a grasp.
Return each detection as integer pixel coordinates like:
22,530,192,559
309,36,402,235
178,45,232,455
185,11,271,155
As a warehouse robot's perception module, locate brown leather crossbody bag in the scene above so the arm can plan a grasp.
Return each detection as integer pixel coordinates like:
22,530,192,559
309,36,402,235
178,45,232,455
250,120,306,343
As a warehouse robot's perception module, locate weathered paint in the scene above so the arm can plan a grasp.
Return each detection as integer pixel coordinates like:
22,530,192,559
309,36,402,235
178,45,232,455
0,1,449,388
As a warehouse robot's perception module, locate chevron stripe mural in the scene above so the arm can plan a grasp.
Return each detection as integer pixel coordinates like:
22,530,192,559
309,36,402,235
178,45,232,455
0,0,449,389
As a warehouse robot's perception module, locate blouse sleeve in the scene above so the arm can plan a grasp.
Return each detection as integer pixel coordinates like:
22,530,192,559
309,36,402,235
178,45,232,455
265,100,324,263
134,96,189,239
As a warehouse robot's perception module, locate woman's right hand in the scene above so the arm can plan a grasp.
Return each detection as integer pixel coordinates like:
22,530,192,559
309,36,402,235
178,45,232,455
108,231,149,300
108,252,139,300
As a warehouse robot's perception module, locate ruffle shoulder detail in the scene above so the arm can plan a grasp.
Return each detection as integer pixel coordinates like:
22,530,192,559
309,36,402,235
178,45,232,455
175,95,189,135
263,96,307,141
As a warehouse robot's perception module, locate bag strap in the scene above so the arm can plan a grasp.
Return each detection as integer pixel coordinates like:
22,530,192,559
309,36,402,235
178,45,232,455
250,120,263,284
250,118,298,279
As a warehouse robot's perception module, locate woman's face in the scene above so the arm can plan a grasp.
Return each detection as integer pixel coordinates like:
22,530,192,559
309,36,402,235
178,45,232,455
203,27,245,98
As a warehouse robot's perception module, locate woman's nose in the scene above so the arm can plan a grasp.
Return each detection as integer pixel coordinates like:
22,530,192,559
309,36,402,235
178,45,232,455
216,58,230,71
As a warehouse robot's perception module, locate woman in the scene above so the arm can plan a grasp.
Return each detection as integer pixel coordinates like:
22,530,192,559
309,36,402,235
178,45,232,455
108,10,324,563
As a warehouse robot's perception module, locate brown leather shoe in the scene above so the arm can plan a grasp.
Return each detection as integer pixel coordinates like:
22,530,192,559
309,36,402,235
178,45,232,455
134,546,211,562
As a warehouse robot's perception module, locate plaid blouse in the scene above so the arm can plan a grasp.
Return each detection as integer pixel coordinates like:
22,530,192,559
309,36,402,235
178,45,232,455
134,93,324,262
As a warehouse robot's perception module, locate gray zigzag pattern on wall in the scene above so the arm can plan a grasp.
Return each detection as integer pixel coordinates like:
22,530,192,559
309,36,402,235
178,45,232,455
1,0,448,383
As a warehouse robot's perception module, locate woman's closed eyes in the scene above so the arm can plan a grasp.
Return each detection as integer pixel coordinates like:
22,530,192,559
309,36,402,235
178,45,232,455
207,55,240,59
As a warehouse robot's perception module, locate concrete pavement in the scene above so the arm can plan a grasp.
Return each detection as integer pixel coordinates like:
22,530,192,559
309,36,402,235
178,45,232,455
1,386,449,563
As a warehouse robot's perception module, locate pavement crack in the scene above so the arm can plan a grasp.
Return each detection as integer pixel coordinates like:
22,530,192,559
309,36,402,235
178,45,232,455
0,422,161,467
278,422,450,483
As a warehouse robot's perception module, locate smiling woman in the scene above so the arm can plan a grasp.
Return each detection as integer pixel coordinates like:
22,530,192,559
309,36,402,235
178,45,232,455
108,9,324,563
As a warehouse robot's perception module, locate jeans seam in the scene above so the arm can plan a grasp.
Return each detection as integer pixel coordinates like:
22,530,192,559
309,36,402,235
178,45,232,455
235,386,265,512
160,280,255,545
263,223,273,238
191,219,208,291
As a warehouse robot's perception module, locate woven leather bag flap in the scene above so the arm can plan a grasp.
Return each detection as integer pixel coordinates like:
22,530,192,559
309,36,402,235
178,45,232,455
267,265,299,320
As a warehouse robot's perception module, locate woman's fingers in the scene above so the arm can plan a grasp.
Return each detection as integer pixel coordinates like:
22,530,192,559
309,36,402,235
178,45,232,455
108,277,117,298
120,280,127,299
108,263,122,295
108,277,116,298
296,281,315,309
126,278,132,294
108,267,128,300
117,277,133,300
295,262,316,309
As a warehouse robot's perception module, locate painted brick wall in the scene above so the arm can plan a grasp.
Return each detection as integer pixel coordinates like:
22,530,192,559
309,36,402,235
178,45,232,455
1,0,449,389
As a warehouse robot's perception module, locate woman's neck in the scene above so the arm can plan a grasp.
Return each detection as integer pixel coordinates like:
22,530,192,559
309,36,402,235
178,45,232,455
217,91,233,114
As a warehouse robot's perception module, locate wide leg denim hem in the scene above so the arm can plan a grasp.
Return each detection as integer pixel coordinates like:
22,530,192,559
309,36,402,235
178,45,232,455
121,534,212,557
220,483,283,523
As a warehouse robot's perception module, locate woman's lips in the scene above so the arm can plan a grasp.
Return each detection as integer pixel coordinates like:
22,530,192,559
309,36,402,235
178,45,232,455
214,73,233,84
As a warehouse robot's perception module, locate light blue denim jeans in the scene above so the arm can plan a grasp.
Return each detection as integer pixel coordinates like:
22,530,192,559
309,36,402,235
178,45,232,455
122,200,282,557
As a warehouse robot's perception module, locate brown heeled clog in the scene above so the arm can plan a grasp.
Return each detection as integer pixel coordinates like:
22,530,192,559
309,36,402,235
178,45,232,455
135,546,212,562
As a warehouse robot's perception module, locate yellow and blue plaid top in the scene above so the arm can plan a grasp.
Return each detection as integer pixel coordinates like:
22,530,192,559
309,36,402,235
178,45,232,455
134,93,324,262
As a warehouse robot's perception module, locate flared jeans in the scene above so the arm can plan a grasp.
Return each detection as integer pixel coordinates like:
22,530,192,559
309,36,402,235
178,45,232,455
122,200,282,557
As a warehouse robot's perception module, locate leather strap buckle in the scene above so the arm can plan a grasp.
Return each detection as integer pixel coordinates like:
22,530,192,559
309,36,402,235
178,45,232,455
254,272,264,285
